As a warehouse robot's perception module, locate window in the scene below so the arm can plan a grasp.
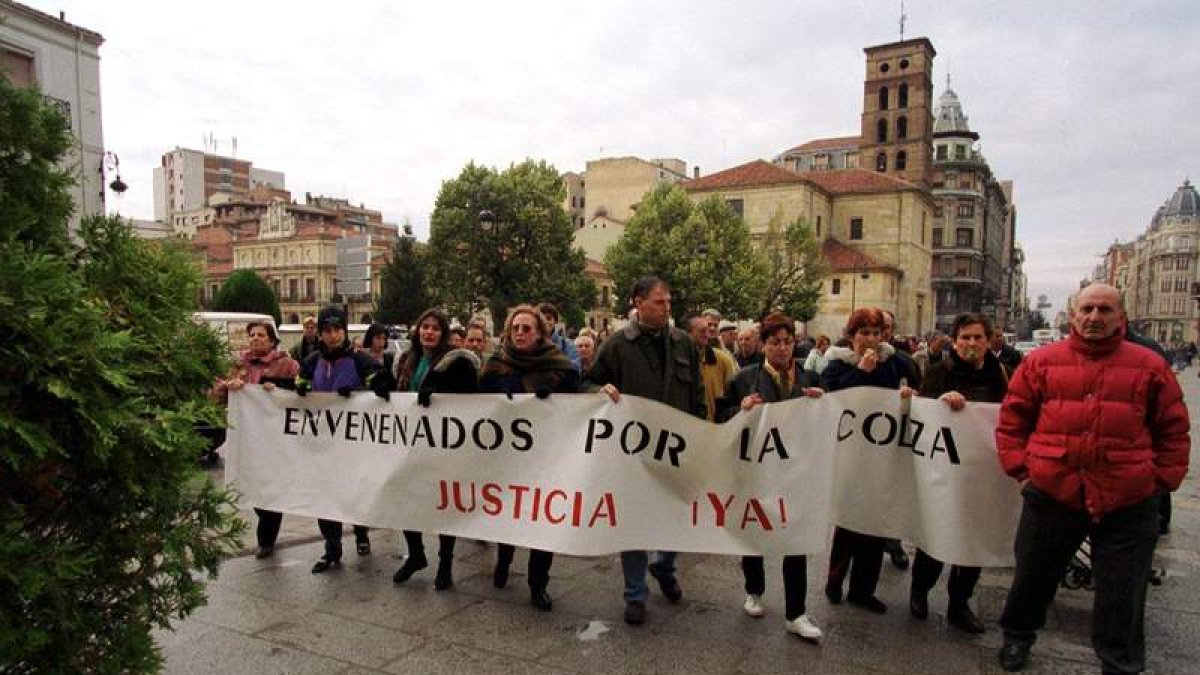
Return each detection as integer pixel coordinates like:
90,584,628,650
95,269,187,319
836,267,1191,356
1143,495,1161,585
934,206,944,218
897,116,908,139
895,151,907,171
876,119,887,143
936,145,947,160
832,279,842,294
2,47,36,88
955,145,967,160
898,83,909,108
933,228,943,247
601,286,610,306
956,228,973,247
726,198,744,217
850,218,864,240
956,260,970,277
816,215,822,236
879,86,889,110
876,152,887,172
957,201,975,218
305,278,315,300
899,58,910,70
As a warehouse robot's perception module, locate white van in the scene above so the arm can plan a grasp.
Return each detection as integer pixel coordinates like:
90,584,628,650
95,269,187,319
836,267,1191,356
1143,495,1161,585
191,311,276,356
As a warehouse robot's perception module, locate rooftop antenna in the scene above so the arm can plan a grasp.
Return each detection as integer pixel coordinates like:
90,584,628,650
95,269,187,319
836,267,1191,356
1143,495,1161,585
899,0,907,40
232,136,238,158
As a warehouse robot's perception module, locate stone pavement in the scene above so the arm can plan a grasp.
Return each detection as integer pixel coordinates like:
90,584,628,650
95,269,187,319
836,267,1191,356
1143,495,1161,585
162,375,1200,674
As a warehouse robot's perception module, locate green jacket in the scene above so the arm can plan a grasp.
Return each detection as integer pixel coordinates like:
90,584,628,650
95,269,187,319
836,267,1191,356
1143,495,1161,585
586,323,706,419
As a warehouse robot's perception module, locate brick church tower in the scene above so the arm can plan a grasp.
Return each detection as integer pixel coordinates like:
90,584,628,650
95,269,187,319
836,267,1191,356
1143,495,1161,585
858,38,936,187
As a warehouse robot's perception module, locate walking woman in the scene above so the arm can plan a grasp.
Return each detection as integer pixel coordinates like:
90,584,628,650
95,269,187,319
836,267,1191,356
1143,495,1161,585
211,320,299,559
724,312,825,641
820,307,916,613
479,305,579,611
391,308,481,589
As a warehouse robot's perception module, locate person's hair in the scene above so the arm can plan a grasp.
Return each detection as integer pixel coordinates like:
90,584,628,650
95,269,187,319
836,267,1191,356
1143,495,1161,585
816,334,831,348
758,312,795,341
302,315,317,327
449,326,467,340
503,304,551,343
536,302,559,322
844,307,885,337
574,334,595,347
395,308,452,390
629,276,668,302
702,308,721,320
952,313,994,339
577,327,596,338
680,311,705,332
363,322,389,348
246,320,279,347
466,324,488,338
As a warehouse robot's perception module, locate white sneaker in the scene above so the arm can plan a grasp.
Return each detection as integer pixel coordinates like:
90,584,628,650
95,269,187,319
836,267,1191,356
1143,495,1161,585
743,594,766,618
785,614,822,641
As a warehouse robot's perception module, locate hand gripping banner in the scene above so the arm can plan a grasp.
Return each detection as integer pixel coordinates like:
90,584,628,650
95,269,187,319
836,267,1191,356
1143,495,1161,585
225,387,1022,566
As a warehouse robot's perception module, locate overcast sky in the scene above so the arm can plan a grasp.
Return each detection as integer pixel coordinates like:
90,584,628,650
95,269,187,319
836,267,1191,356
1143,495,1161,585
33,0,1199,314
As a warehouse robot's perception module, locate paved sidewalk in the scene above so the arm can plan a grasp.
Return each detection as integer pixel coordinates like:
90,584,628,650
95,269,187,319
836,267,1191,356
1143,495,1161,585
164,375,1200,674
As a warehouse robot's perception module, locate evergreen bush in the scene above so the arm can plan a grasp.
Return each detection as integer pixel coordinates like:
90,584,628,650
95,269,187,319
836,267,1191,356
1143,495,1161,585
211,269,281,324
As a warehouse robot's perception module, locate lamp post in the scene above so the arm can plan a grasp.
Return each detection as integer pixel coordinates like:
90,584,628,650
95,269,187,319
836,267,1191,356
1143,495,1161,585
850,269,871,313
100,151,127,205
475,209,505,331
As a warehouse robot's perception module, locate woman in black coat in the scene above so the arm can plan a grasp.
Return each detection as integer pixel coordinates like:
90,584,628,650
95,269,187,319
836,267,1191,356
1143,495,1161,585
820,307,916,614
479,304,579,611
391,309,481,590
723,312,825,641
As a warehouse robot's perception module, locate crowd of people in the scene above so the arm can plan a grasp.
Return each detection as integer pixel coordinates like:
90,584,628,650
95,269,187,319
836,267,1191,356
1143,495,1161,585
211,279,1189,674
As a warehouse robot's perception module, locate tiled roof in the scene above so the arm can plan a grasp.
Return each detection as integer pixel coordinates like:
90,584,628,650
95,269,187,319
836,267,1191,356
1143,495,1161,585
796,168,922,195
685,160,805,192
778,136,862,156
822,238,895,272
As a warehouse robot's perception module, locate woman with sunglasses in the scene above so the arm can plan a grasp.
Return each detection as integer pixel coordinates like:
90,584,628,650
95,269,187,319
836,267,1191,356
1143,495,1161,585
479,304,579,611
723,312,825,641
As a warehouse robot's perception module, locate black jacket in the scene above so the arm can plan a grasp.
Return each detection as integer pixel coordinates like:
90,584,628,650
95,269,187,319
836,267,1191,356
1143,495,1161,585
587,323,705,419
720,361,818,422
820,343,906,393
919,350,1008,403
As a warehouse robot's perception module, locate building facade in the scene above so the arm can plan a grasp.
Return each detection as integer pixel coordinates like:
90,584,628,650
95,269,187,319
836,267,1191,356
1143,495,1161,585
1,1,104,235
928,85,1013,332
1111,180,1200,345
858,38,936,187
153,147,286,223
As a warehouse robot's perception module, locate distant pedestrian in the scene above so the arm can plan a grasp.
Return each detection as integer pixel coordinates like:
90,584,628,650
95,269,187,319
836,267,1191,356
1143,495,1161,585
538,302,580,370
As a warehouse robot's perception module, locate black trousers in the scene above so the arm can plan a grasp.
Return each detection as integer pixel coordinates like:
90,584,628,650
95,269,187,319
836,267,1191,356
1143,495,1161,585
402,530,456,563
999,487,1160,675
911,549,981,609
742,555,808,620
316,519,370,561
827,526,885,600
496,544,554,592
255,508,283,549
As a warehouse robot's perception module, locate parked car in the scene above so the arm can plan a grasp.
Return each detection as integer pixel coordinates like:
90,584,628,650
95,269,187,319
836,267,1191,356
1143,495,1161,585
1014,341,1039,357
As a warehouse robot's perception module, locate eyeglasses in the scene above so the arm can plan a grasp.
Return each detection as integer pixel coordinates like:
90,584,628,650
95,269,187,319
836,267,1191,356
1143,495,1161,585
512,324,538,334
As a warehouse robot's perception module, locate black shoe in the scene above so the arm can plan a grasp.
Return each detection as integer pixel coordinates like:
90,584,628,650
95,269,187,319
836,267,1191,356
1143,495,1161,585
493,561,510,589
311,557,340,574
890,548,910,571
909,593,929,620
649,566,682,603
531,588,553,611
624,600,646,625
357,539,371,556
254,545,274,559
948,606,985,634
824,582,843,605
392,555,428,584
998,642,1030,672
847,594,887,614
434,560,454,591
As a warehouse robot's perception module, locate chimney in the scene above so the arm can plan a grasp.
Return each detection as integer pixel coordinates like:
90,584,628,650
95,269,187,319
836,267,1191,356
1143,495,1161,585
693,166,700,179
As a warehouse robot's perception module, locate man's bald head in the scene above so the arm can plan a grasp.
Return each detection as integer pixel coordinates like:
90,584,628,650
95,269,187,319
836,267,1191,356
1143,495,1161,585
1073,284,1125,341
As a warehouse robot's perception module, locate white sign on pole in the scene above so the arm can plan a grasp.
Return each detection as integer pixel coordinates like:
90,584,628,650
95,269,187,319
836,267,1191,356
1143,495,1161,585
335,236,371,296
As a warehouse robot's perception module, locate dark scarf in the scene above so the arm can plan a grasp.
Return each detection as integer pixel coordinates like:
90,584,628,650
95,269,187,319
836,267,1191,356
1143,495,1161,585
484,340,575,392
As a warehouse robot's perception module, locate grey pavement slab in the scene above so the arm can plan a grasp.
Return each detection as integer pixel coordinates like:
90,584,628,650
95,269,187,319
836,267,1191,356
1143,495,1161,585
162,368,1200,673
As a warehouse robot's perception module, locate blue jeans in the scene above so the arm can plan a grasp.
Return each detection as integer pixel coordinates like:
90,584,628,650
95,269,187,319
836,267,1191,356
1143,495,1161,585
621,550,678,602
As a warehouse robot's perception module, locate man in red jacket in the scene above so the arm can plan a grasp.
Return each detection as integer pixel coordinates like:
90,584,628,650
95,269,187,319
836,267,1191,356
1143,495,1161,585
994,284,1190,674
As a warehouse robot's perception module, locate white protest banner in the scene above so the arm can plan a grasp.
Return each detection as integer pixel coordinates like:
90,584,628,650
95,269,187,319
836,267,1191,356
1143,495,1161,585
226,386,1021,565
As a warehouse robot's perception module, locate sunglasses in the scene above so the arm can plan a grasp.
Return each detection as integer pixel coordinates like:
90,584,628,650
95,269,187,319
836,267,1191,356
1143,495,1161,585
512,324,538,334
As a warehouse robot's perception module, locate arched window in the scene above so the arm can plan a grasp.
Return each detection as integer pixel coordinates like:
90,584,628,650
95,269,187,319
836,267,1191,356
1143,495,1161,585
895,151,907,171
897,116,908,139
898,83,909,108
876,152,887,172
287,313,300,324
879,86,889,110
876,119,888,143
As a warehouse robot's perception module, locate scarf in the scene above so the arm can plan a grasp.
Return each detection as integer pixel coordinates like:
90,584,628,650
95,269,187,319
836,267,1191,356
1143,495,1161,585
483,340,575,392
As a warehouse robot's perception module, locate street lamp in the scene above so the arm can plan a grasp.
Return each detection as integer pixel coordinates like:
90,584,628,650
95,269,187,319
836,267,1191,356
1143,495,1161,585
101,151,127,200
849,270,871,312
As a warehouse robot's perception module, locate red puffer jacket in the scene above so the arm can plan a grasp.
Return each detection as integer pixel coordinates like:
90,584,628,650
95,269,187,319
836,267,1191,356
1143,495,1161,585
995,325,1190,519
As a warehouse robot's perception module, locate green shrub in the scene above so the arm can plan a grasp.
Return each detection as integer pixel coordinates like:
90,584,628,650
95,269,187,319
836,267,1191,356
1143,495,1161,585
211,269,281,324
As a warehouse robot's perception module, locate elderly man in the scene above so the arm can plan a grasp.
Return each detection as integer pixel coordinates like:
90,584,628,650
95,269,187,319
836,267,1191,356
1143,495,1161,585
683,313,738,421
718,320,739,353
590,276,705,626
736,326,763,368
994,284,1190,673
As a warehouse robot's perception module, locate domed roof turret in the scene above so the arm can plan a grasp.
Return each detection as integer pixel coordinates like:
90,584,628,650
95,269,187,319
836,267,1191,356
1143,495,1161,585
932,74,979,140
1165,179,1198,217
